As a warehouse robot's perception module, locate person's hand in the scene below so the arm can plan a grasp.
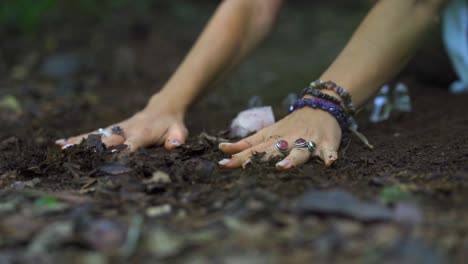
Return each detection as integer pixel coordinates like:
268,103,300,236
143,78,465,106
55,94,188,152
218,107,342,170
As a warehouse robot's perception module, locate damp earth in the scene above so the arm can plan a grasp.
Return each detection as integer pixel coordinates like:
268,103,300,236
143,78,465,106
0,1,467,263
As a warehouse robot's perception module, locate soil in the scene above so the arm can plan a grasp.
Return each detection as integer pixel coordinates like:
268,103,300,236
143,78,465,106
0,1,467,263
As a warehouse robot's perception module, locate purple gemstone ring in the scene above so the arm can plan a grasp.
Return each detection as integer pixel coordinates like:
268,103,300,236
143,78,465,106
274,140,289,154
294,138,308,148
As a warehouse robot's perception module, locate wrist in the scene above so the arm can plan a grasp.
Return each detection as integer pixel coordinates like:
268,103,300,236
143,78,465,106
145,91,187,117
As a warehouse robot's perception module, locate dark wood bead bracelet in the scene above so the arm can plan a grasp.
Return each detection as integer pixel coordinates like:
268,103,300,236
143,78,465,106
300,87,342,106
310,80,356,115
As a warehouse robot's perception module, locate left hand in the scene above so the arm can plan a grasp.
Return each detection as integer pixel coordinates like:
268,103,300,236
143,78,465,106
218,106,342,170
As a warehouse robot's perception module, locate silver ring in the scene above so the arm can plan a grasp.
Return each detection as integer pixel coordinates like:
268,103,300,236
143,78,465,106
274,140,290,155
294,138,308,148
97,128,111,138
111,125,124,137
306,141,317,153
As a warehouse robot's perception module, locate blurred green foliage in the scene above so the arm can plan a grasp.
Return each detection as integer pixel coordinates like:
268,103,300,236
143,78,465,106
379,186,410,204
0,0,152,33
0,0,57,32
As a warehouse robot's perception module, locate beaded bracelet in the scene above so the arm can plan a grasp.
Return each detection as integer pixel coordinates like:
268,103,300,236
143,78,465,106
310,80,356,115
289,97,350,143
300,87,342,105
289,97,373,149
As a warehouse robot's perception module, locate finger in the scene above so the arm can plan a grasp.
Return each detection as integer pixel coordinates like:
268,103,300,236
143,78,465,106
319,144,339,167
58,133,91,146
275,147,311,170
123,136,147,152
101,133,126,147
218,139,275,168
164,123,188,151
259,139,292,161
55,138,67,146
219,132,266,155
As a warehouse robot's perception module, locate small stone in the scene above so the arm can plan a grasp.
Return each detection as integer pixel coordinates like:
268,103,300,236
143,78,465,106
145,171,171,184
146,229,184,258
385,238,446,264
146,204,172,217
370,84,392,123
82,219,127,252
7,178,40,191
293,189,393,222
230,106,275,138
97,164,132,176
40,53,81,80
27,222,74,254
393,83,412,112
11,65,29,80
392,202,423,226
0,95,22,114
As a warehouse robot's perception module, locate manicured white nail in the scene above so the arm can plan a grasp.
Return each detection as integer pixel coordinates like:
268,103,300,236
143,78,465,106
61,144,75,150
218,143,231,149
55,139,66,144
171,140,181,146
276,160,291,169
242,159,251,169
218,159,231,166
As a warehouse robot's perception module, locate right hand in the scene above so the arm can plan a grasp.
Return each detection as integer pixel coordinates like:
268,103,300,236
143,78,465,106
55,95,188,152
218,106,342,170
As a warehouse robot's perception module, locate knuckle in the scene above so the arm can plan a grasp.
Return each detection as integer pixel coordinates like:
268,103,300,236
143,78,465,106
231,153,244,160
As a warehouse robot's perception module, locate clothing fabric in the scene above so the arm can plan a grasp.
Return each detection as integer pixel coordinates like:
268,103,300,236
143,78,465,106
443,0,468,93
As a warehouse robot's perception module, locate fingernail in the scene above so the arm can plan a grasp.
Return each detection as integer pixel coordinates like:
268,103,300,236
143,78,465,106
171,140,181,146
55,139,66,144
275,160,291,169
218,159,231,166
218,143,230,150
242,159,251,169
61,144,75,150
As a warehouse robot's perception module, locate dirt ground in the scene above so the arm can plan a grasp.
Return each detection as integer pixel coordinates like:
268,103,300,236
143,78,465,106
0,1,467,263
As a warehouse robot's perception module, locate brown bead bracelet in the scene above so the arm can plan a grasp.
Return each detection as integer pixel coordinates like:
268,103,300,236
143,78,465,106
299,87,342,106
310,80,356,115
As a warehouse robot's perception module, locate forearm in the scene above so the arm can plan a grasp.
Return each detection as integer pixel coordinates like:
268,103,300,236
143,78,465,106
148,0,282,113
320,0,448,108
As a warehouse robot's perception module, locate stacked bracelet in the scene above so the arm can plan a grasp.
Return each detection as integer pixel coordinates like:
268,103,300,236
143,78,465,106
310,80,356,115
289,97,350,143
291,80,373,149
300,87,342,106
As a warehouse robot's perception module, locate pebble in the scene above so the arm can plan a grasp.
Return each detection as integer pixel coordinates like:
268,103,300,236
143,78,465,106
82,219,127,252
392,202,424,226
145,171,171,184
146,204,172,217
294,189,393,222
40,53,81,80
98,164,132,176
230,106,275,138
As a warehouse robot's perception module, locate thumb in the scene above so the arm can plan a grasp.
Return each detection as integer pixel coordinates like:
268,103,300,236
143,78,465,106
164,123,188,151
